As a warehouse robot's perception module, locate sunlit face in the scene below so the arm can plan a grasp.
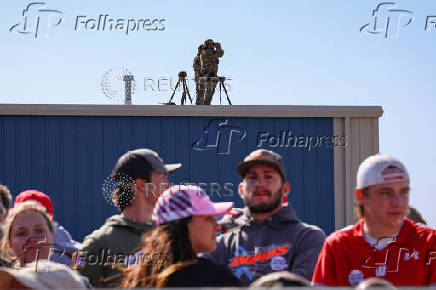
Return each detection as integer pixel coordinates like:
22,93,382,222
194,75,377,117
188,215,220,254
361,181,410,231
238,164,290,213
9,211,54,266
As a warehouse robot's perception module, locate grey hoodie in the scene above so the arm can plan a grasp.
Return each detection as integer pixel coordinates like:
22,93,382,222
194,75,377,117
204,205,325,286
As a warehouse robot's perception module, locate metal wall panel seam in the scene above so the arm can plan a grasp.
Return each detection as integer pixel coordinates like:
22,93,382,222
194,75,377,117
344,117,352,226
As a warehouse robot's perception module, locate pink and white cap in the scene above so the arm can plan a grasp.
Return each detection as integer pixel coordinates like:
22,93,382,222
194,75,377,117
356,154,409,190
153,185,233,225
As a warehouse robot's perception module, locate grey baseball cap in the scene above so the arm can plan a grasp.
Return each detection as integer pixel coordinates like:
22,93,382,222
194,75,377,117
112,148,181,182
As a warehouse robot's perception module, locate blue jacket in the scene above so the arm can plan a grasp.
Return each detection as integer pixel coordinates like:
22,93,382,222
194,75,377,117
50,221,81,267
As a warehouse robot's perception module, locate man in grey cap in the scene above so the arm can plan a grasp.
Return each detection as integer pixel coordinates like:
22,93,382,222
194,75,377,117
78,149,181,287
203,149,325,286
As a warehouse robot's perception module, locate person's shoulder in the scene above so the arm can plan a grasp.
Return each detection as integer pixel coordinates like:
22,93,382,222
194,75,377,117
54,222,72,239
285,220,326,242
298,221,325,235
324,223,357,245
80,215,121,249
54,221,81,248
404,218,436,240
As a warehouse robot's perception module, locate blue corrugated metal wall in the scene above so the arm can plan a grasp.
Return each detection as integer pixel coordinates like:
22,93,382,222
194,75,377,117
0,115,334,242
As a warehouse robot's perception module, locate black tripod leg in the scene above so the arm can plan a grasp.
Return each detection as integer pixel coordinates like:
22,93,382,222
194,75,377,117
182,79,193,104
168,78,181,103
219,82,222,105
220,79,232,105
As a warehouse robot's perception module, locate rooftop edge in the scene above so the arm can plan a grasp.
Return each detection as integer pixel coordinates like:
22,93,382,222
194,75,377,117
0,104,383,118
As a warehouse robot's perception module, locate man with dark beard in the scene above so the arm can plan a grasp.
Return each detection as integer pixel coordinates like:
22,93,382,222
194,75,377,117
203,149,325,286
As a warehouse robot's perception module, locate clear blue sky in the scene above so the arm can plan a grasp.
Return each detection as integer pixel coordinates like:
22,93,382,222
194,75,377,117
2,0,436,226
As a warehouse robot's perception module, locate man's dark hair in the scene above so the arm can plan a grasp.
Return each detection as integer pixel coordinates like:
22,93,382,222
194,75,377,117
111,152,154,212
111,173,151,212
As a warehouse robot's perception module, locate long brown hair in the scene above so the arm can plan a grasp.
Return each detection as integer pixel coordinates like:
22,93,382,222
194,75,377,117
120,217,197,287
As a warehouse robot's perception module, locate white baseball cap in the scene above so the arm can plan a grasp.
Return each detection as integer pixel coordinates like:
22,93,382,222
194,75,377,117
356,154,409,190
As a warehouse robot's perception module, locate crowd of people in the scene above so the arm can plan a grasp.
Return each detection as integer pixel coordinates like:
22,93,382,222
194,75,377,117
0,147,435,289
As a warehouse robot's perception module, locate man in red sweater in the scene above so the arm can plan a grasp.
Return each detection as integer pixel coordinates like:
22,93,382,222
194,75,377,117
312,154,436,287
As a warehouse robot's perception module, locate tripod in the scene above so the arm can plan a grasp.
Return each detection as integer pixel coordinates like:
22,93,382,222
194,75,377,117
218,76,232,105
165,71,193,105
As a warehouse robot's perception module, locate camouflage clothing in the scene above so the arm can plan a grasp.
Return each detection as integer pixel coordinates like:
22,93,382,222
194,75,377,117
200,47,223,76
197,76,219,105
194,45,224,105
193,51,202,102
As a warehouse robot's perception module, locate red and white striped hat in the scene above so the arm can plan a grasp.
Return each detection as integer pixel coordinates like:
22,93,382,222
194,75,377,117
153,185,233,225
356,154,409,189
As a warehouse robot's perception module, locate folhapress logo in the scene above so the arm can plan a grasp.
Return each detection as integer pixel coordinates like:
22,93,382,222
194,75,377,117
10,2,166,39
10,2,63,38
193,119,246,155
360,2,414,38
75,15,165,35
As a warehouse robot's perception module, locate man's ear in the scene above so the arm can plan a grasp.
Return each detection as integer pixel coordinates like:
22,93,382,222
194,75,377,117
282,182,290,196
135,178,145,193
238,183,244,198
